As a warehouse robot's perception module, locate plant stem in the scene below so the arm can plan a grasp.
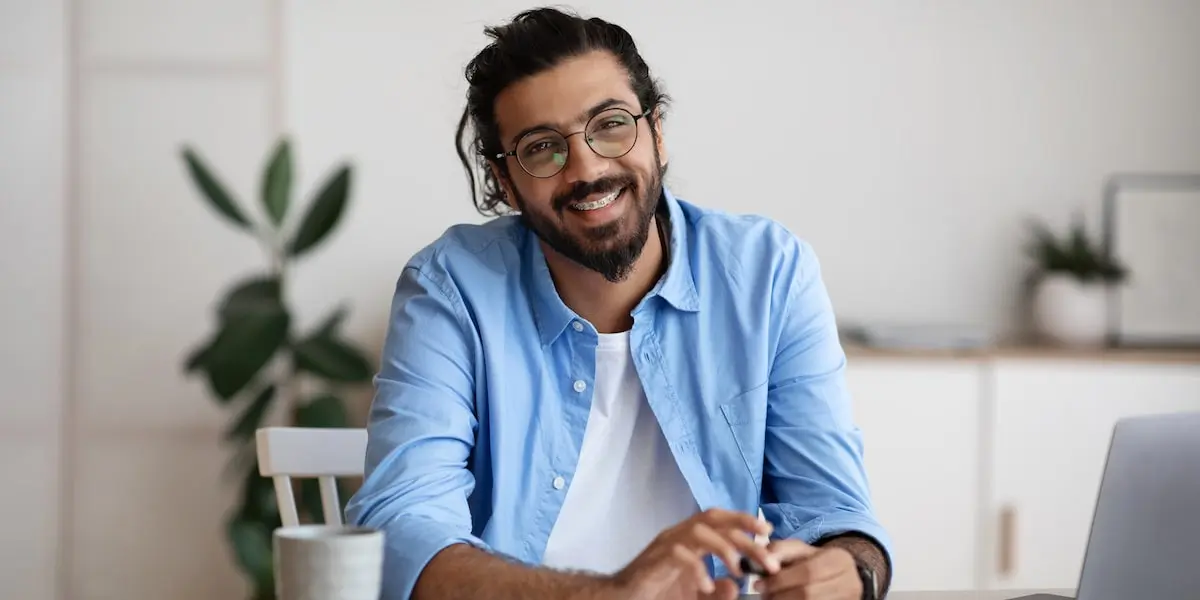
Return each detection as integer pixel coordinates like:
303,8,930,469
273,247,301,419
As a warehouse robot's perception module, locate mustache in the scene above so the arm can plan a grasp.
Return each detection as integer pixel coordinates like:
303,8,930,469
552,175,636,211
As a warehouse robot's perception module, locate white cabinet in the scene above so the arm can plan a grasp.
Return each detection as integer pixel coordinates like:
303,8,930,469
982,359,1200,591
844,348,1200,593
846,359,985,592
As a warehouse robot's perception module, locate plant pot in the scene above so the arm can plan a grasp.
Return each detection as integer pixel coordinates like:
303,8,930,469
1032,274,1110,347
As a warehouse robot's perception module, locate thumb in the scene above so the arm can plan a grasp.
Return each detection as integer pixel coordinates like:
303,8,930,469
766,539,820,563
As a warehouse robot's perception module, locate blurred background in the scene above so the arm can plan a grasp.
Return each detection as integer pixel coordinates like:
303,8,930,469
2,1,1199,599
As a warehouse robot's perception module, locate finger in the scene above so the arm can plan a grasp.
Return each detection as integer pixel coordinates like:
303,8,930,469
766,538,820,564
723,528,782,574
671,542,715,594
757,548,855,594
756,557,814,594
700,578,740,600
696,508,774,538
688,522,745,577
763,568,858,600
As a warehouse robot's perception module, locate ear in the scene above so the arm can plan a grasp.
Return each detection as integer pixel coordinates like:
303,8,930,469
489,161,519,211
651,108,668,167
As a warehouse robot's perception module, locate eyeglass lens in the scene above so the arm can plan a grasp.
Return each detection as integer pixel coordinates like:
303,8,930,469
515,107,639,178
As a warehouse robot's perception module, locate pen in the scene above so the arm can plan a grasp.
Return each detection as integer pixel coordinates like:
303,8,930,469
740,510,772,577
740,555,768,577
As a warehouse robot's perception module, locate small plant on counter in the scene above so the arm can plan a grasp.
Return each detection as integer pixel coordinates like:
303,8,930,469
179,137,374,600
1024,213,1128,284
1024,212,1128,347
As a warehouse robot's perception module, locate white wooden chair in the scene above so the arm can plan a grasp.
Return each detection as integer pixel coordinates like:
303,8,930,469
255,426,368,527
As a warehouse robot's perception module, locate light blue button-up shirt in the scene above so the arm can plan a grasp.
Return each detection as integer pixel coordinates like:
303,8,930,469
346,188,892,599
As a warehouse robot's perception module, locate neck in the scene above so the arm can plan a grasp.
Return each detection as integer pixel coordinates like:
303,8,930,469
541,217,666,334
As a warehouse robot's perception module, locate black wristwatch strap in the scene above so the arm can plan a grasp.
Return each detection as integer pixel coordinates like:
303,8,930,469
855,559,878,600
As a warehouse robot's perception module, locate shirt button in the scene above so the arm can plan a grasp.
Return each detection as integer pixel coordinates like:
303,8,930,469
573,380,586,393
552,476,566,490
572,321,584,332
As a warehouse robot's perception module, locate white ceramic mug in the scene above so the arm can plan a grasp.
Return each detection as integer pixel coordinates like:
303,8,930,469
274,524,384,600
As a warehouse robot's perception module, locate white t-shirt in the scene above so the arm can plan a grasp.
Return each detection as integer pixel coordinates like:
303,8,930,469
541,331,700,574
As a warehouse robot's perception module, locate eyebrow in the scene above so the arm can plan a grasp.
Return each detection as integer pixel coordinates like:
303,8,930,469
508,98,634,147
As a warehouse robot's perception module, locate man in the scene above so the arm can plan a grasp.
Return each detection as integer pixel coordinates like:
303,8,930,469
346,7,892,600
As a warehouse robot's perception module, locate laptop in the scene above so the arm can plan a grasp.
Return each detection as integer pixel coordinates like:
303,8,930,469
1011,410,1200,600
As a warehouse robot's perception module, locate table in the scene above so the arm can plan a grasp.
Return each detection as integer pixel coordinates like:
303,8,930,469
740,592,1072,600
889,591,1073,600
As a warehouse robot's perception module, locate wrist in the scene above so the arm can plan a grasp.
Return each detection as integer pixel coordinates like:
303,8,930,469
578,574,623,600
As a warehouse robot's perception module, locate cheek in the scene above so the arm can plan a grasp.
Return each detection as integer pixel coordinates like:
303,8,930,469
619,149,658,182
512,177,559,209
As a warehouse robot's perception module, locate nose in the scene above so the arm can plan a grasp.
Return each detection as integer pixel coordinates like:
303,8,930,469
558,132,608,184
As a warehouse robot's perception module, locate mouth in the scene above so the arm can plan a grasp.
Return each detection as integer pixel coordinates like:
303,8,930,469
569,187,624,212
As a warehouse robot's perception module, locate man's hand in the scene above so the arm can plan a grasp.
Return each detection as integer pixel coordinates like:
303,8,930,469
611,508,781,600
754,539,863,599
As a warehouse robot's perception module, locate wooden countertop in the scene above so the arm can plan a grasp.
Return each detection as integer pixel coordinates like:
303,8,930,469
842,341,1200,365
741,590,1073,600
886,591,1073,600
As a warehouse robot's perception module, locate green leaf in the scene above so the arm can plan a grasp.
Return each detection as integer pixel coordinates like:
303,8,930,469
189,275,286,398
261,139,292,226
218,275,283,321
295,393,349,429
292,335,373,382
226,516,274,590
287,165,352,257
225,384,276,442
313,305,349,338
251,585,276,600
1024,215,1129,284
238,465,281,523
200,309,290,401
181,146,252,230
184,340,210,373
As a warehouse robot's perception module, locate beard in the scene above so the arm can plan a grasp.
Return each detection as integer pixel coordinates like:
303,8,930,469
513,153,664,283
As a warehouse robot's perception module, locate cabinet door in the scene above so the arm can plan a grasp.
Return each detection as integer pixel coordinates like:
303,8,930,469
984,360,1200,591
845,359,984,591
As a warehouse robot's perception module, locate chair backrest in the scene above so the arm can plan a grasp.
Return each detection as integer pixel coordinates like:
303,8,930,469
255,427,368,527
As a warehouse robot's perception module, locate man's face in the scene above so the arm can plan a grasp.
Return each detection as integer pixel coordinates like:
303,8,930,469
491,50,667,283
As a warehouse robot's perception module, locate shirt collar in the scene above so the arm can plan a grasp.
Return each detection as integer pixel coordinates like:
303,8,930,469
525,186,701,346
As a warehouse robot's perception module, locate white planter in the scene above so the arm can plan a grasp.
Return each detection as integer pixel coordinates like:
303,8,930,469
1032,274,1111,347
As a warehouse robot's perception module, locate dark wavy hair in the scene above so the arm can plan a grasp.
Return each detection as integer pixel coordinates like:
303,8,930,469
455,7,671,216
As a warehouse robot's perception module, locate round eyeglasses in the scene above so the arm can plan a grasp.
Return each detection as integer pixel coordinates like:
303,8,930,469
495,107,650,178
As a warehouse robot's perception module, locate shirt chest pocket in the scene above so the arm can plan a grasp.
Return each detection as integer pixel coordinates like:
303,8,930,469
717,383,768,491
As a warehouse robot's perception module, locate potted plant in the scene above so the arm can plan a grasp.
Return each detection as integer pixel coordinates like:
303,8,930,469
1024,213,1128,347
179,138,375,600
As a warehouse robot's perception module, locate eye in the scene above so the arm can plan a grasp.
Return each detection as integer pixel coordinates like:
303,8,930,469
521,136,564,158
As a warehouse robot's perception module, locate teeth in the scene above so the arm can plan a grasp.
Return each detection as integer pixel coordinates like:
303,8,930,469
571,188,622,211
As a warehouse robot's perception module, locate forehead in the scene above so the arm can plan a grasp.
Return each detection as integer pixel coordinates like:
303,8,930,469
493,50,639,141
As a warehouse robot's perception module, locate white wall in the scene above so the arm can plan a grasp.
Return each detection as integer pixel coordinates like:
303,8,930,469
287,0,1200,339
2,1,1199,598
1,2,66,598
70,1,277,598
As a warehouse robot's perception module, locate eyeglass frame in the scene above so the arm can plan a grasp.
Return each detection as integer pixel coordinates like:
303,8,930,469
492,107,653,179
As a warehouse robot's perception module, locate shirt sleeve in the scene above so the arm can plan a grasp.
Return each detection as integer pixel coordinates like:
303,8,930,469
759,237,894,566
344,263,490,600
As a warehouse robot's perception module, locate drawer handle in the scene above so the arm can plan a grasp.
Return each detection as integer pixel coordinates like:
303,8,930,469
999,505,1016,577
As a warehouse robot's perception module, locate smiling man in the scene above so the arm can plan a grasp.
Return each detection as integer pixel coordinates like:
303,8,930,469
346,7,892,600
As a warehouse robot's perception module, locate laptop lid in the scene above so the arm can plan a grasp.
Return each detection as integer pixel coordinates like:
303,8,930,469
1074,411,1200,600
